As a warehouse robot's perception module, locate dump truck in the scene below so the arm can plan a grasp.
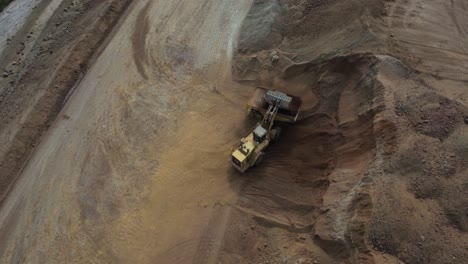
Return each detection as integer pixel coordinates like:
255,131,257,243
230,87,302,173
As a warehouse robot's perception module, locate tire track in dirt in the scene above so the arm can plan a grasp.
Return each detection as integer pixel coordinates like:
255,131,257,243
132,1,152,80
146,0,215,86
382,0,468,81
193,204,232,264
448,0,467,38
147,0,188,85
0,0,134,206
385,0,397,27
402,0,417,28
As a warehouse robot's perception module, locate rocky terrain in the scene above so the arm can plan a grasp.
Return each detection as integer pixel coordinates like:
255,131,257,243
0,0,466,263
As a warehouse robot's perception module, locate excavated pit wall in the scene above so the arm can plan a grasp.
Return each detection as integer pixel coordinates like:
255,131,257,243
227,0,468,263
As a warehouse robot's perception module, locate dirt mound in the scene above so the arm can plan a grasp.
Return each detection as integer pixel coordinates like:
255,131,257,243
222,0,468,263
221,52,395,263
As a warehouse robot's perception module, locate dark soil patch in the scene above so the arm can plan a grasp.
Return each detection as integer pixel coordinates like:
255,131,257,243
0,0,14,13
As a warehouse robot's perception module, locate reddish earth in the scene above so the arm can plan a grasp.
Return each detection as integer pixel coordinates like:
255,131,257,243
0,0,467,263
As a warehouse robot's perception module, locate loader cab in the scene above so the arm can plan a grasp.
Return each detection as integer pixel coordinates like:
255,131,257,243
253,125,267,143
230,140,255,173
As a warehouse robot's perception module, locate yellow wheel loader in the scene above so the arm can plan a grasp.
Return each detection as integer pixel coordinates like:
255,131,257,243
230,88,302,173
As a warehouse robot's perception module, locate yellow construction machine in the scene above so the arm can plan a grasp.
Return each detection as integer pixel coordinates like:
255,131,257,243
230,87,302,173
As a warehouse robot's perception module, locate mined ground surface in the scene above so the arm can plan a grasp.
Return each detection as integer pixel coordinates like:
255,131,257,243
0,0,467,263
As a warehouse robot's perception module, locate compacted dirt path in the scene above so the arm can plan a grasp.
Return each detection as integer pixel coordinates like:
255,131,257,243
0,0,253,262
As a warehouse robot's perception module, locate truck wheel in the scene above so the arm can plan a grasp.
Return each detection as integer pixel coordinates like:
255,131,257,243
255,152,266,166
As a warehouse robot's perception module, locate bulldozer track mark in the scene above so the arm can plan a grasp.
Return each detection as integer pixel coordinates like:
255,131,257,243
193,204,232,264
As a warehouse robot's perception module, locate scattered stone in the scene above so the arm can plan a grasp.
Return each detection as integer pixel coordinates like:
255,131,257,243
390,33,394,37
270,50,279,62
56,22,62,27
271,55,279,62
2,72,9,78
420,235,425,242
64,7,68,12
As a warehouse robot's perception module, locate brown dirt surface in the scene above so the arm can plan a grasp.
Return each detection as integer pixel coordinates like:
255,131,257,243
0,0,467,263
230,0,468,263
0,0,132,204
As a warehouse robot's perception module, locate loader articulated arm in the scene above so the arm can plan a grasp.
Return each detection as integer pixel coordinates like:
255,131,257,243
262,101,280,131
229,88,302,173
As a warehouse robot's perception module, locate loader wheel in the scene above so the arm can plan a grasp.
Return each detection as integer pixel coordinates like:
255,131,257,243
248,108,262,120
255,152,266,166
271,126,282,142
